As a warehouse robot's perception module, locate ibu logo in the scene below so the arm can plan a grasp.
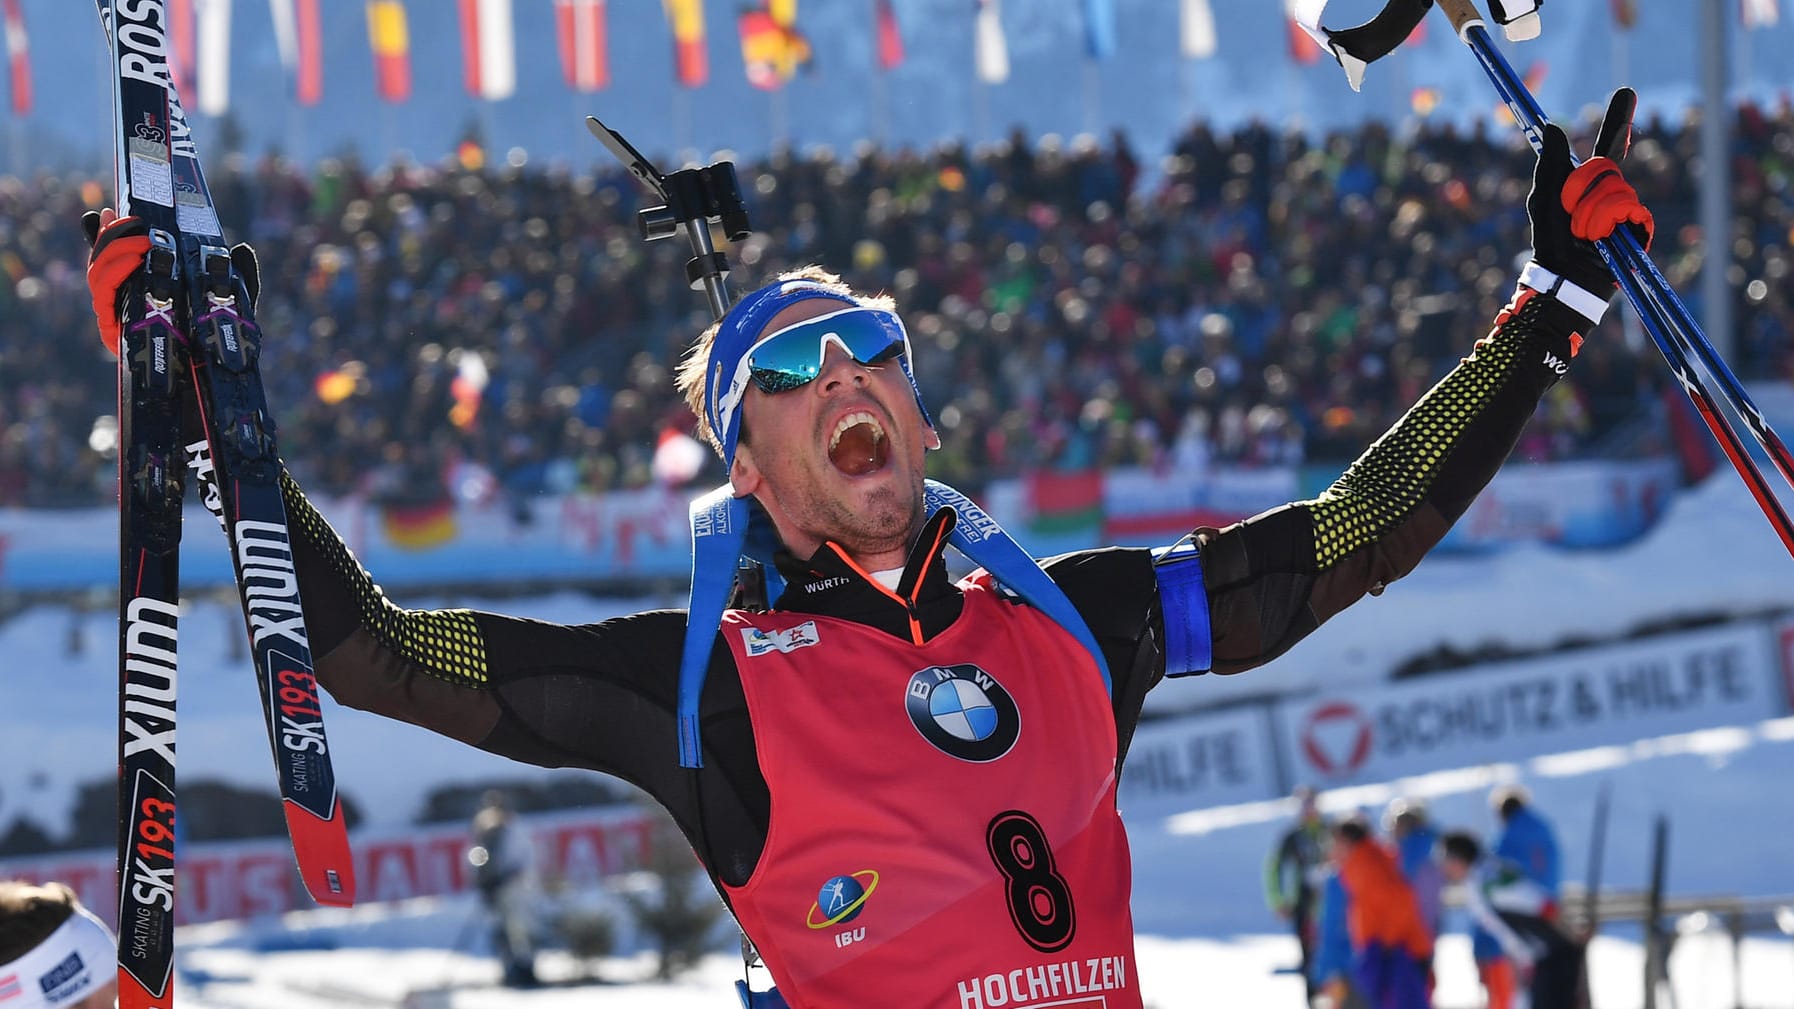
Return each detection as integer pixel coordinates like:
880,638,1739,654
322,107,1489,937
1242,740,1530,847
905,664,1020,762
805,870,880,939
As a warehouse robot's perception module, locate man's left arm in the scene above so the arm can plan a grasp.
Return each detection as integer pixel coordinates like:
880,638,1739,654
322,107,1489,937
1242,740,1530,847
1041,98,1651,740
1185,98,1654,677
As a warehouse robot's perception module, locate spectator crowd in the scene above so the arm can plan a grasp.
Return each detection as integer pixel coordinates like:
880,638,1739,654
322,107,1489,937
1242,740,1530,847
2,100,1791,509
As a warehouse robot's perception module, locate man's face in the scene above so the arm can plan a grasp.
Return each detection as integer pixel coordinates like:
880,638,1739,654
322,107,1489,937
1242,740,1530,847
1441,857,1470,884
730,298,939,563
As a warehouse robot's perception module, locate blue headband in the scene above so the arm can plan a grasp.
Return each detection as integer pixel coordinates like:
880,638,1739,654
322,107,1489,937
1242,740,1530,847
704,279,861,465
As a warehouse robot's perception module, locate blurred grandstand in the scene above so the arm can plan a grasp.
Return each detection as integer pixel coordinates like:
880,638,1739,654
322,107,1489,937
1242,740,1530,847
4,103,1790,518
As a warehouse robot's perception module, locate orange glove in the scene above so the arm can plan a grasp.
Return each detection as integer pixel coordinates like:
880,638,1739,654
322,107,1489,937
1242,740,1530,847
82,208,152,358
1563,155,1654,251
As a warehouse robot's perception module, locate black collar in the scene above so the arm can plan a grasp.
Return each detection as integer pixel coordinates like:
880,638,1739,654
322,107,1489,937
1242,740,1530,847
770,507,965,644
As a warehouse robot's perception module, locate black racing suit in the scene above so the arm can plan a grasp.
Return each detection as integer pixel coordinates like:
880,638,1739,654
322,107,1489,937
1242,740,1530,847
283,290,1588,892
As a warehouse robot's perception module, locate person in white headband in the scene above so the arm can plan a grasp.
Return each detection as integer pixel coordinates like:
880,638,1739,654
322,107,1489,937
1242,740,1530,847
0,881,116,1009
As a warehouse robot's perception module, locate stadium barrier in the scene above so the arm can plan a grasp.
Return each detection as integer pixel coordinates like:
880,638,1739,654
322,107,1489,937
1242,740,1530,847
0,458,1679,593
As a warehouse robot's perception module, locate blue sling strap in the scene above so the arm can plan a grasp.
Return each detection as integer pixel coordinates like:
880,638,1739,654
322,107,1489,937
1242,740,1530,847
1152,538,1213,678
675,479,1113,768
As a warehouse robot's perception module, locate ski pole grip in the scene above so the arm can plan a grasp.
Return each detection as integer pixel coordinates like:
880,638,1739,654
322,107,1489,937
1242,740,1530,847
1435,0,1486,36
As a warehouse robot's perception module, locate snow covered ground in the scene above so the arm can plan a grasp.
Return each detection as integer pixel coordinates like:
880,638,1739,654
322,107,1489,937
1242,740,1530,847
166,930,1794,1009
163,705,1794,1009
155,709,1794,1008
5,469,1794,1005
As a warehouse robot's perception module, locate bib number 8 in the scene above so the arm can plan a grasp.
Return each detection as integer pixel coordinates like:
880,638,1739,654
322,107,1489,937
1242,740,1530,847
986,809,1077,952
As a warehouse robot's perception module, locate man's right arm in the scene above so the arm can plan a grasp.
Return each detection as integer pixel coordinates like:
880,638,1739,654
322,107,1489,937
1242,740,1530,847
278,472,778,885
278,472,715,799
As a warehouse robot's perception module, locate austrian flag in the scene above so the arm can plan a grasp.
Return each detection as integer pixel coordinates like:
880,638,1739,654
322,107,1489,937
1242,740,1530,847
269,0,324,106
556,0,608,92
459,0,516,100
1,0,29,116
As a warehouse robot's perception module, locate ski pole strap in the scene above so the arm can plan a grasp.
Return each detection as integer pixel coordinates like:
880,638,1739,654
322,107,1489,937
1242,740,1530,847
923,480,1112,696
1153,540,1213,678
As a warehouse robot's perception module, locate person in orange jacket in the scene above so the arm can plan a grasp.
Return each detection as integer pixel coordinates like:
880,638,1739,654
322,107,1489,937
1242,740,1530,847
1331,816,1433,1009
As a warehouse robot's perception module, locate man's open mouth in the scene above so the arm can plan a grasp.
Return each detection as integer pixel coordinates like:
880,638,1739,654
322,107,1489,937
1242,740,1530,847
827,411,890,476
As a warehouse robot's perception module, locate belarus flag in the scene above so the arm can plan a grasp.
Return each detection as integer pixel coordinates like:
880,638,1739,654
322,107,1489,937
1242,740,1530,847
556,0,608,92
459,0,516,100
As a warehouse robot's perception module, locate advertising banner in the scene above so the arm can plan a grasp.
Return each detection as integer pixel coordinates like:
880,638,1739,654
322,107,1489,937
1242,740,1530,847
0,806,657,929
1274,623,1781,788
1117,705,1280,812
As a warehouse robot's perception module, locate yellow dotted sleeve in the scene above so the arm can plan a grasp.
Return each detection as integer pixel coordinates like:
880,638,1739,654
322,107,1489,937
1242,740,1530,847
281,472,491,686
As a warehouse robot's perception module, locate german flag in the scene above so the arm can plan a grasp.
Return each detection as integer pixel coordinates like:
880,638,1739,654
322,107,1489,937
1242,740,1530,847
663,0,707,87
739,5,810,90
367,0,412,103
382,499,457,551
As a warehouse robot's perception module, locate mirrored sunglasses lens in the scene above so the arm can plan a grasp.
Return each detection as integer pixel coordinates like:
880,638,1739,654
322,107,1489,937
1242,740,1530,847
746,315,904,394
749,363,818,393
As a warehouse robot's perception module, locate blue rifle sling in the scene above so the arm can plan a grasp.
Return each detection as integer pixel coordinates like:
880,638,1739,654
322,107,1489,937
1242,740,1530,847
1152,540,1212,677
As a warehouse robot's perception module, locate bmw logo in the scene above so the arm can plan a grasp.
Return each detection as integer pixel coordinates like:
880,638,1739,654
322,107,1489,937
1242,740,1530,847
905,664,1020,761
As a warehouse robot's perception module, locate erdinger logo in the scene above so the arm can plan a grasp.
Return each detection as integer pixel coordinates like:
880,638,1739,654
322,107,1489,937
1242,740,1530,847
905,664,1020,761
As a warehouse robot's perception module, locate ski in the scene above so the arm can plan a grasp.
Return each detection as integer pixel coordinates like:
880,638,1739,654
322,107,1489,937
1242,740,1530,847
113,216,186,1009
97,1,355,968
103,0,189,1001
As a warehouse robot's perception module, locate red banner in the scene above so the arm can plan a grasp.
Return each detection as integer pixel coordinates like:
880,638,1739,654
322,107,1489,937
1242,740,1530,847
0,808,658,930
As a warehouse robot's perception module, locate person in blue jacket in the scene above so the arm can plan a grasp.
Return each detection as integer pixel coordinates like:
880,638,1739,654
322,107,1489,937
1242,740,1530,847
1490,784,1561,914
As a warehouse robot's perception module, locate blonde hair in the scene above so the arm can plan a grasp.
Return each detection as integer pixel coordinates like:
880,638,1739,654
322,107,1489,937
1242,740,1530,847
673,265,896,456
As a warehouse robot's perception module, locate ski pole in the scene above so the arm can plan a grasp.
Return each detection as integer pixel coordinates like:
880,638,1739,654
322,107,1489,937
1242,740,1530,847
1432,0,1794,556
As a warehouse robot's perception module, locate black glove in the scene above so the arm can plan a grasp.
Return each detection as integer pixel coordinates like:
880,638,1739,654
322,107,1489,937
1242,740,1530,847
1526,88,1654,298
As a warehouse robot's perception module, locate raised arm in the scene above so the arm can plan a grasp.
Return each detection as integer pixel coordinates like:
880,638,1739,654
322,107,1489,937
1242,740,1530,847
1195,104,1653,675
